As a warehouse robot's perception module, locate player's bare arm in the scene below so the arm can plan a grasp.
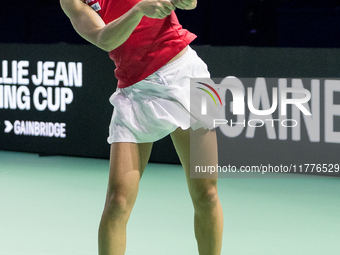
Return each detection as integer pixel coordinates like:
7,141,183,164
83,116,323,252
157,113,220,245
60,0,175,52
172,0,197,10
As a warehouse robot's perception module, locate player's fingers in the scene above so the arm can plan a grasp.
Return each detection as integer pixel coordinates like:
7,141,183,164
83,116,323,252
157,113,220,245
175,1,189,9
161,0,176,10
173,0,193,9
154,7,171,19
157,2,174,16
152,8,169,18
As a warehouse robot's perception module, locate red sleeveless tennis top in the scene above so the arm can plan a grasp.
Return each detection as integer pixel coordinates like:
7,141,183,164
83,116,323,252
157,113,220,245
92,0,196,88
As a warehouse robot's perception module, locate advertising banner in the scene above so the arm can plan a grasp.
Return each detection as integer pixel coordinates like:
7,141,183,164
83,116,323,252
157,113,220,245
0,43,116,158
1,43,340,175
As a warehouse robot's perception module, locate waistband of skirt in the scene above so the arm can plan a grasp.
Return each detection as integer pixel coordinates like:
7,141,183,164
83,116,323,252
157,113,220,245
157,46,195,73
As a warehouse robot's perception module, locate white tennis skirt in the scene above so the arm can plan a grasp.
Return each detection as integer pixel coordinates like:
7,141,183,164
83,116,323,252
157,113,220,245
107,46,218,144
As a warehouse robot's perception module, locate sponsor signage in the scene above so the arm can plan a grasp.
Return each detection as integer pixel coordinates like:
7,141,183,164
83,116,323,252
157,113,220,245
0,43,116,158
1,44,340,175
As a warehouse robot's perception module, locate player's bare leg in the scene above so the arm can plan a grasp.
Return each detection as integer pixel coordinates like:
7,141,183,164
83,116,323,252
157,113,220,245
98,142,153,255
170,127,223,255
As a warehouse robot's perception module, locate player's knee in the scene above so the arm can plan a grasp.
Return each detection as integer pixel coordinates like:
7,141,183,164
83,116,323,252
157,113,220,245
104,192,134,219
191,185,219,211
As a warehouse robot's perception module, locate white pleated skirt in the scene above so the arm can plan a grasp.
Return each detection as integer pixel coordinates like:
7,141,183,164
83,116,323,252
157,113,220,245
107,46,218,144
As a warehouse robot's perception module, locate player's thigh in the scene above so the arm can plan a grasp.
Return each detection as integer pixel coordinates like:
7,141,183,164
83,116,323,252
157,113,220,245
170,127,219,204
170,127,218,178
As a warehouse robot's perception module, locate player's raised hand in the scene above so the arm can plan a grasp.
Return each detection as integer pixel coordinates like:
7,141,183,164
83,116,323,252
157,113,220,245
137,0,176,19
171,0,197,10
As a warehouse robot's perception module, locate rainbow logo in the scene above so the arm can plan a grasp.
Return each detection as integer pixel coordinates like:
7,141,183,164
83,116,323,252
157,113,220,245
196,82,222,106
196,82,222,115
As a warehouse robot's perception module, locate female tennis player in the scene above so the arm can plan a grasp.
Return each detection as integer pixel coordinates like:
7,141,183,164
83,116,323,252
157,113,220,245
60,0,223,254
